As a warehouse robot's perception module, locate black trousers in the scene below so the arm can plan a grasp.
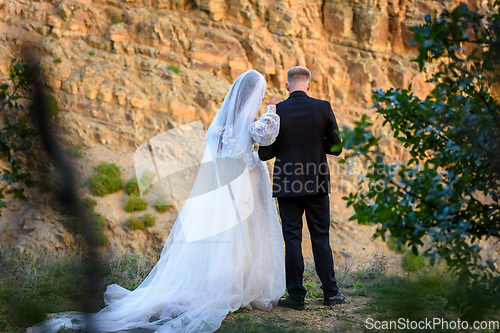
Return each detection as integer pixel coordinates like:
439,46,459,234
277,193,339,302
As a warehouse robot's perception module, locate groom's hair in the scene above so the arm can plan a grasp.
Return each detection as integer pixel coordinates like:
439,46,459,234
287,66,311,84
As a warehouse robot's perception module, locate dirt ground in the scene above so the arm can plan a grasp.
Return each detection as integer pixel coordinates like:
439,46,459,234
221,293,372,332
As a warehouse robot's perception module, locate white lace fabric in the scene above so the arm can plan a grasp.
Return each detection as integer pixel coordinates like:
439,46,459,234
250,105,280,146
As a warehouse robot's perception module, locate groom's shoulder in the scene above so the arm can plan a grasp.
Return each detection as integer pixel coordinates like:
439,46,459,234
308,96,331,107
280,94,330,107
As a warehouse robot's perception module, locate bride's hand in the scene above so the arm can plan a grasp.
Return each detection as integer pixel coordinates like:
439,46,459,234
268,97,281,105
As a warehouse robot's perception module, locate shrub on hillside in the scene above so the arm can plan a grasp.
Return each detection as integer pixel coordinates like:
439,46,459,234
125,214,156,231
124,178,139,196
402,250,425,272
67,143,84,158
68,197,108,246
124,194,148,212
152,195,172,213
88,162,122,196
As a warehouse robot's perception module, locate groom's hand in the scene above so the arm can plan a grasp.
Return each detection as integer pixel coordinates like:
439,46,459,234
268,97,281,105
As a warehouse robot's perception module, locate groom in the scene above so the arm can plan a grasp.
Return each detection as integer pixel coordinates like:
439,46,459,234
259,66,345,310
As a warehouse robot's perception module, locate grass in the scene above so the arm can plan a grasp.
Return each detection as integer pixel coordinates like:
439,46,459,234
303,266,324,298
0,248,156,332
103,248,155,290
218,313,321,333
53,57,62,63
0,248,88,332
112,18,123,24
3,248,496,333
88,162,122,196
124,194,148,212
125,213,156,230
358,267,462,333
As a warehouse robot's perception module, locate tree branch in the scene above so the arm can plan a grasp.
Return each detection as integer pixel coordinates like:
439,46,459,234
0,86,19,113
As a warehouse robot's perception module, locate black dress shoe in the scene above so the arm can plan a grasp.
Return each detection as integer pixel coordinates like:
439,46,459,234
278,297,305,311
324,293,346,306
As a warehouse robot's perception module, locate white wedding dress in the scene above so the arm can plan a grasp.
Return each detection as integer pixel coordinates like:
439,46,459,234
27,70,285,333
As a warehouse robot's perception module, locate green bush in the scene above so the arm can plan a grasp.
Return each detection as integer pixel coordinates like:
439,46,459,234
402,250,425,272
67,143,84,158
124,178,139,196
152,195,171,213
89,51,95,56
68,197,108,246
125,216,142,230
53,57,62,64
167,64,180,74
112,18,122,24
125,214,156,230
141,213,156,228
81,196,97,210
386,235,407,254
365,267,459,326
155,204,170,213
124,194,147,212
27,94,60,119
88,162,122,196
138,170,156,195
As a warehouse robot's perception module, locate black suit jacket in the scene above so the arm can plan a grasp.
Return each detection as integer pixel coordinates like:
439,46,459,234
258,91,342,197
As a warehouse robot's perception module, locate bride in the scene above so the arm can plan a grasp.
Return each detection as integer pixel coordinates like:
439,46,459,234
27,70,285,333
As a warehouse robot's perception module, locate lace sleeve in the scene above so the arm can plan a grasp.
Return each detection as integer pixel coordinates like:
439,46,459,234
250,105,280,146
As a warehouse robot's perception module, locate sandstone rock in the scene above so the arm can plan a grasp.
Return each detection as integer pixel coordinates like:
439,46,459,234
114,88,128,106
98,83,114,102
195,0,227,20
170,98,198,119
387,65,412,88
47,15,62,28
131,96,150,109
352,0,390,52
109,22,129,42
324,1,354,39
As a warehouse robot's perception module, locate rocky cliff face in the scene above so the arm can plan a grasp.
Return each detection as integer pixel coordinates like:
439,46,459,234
1,0,443,129
0,0,494,263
